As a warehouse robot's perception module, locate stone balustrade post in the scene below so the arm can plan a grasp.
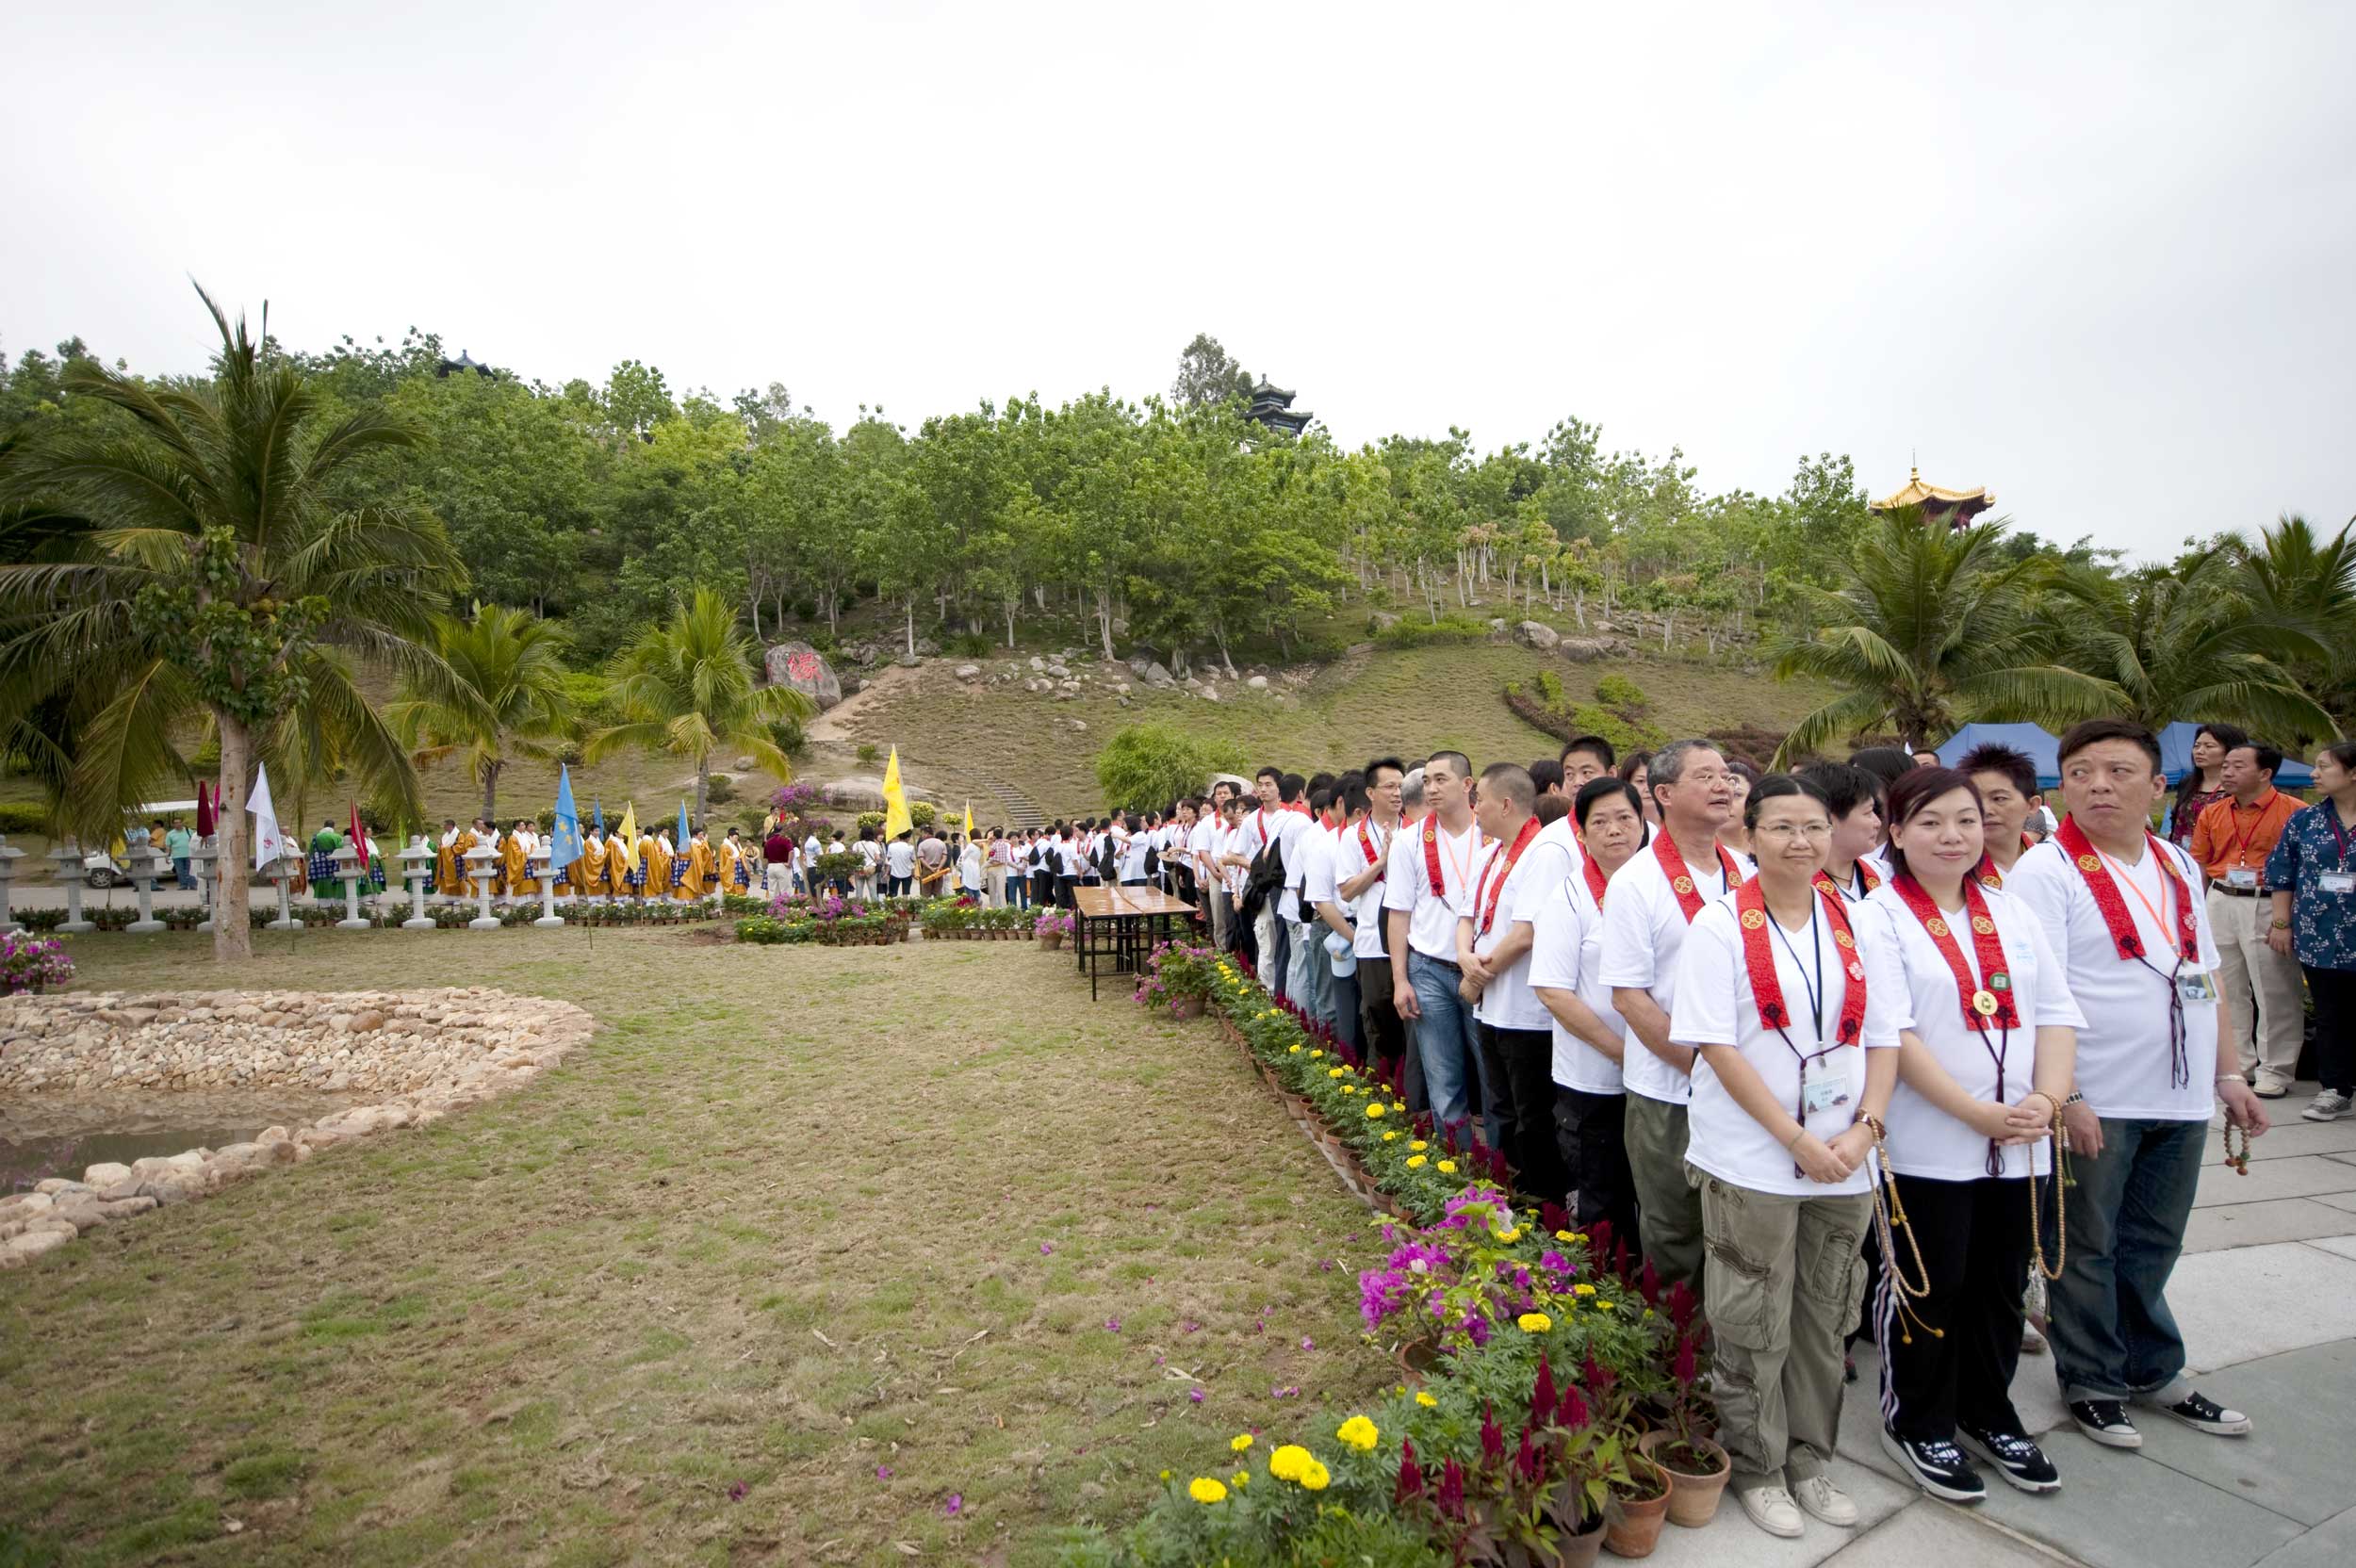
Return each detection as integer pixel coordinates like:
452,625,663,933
267,854,299,931
126,845,165,934
0,835,22,934
466,843,500,931
332,842,368,930
49,841,93,935
531,847,563,928
398,838,435,930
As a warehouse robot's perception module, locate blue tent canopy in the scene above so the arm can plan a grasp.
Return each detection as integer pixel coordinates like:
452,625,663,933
1935,722,2315,792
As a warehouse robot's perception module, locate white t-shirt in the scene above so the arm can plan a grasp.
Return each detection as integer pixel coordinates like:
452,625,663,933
885,841,916,878
1300,825,1344,934
2007,836,2219,1121
1673,896,1905,1197
1598,841,1749,1104
1473,835,1574,1031
958,842,984,890
1056,837,1088,878
1530,871,1627,1094
1383,818,1485,962
857,839,883,874
805,835,823,863
1187,817,1219,881
1533,813,1587,878
1118,829,1150,882
1868,884,2083,1180
1276,811,1317,922
1333,817,1393,958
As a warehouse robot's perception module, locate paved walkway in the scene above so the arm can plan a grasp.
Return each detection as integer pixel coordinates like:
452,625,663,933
1648,1083,2356,1568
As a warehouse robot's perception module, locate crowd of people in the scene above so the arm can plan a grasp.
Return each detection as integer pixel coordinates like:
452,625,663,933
1051,722,2356,1543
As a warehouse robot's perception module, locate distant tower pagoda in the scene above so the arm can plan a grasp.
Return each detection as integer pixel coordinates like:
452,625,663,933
435,350,492,379
1242,378,1312,438
1871,466,1992,531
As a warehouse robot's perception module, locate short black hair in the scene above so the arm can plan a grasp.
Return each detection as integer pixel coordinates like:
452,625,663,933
1797,760,1881,820
1744,772,1831,831
1480,761,1536,811
1534,794,1570,825
1562,734,1617,771
1847,746,1915,791
1307,771,1337,798
1278,773,1305,803
1307,786,1333,816
2056,718,2163,775
1529,759,1565,795
1365,755,1406,785
1427,749,1473,780
1573,776,1647,836
2230,740,2284,779
1957,743,2038,800
1341,780,1371,817
1618,748,1653,782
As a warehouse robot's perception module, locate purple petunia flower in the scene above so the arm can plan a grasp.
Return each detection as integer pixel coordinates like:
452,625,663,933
1188,1387,1204,1403
944,1494,962,1517
877,1465,892,1479
728,1481,747,1502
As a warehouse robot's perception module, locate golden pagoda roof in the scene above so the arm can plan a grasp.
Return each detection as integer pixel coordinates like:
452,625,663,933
1871,467,1992,514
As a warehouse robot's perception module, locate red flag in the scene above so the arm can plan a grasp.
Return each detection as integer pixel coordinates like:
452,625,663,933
348,802,370,877
195,781,215,836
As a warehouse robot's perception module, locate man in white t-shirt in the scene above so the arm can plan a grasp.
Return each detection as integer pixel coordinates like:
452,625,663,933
883,831,917,896
1276,776,1322,1009
1309,779,1366,1053
1335,760,1409,1091
1600,739,1746,1290
1385,751,1490,1137
802,831,823,895
1461,761,1578,1207
2009,719,2267,1449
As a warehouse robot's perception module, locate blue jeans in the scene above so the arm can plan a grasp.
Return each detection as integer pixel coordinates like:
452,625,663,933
1408,949,1486,1136
2044,1117,2205,1403
1328,965,1361,1054
1288,918,1323,1019
173,858,193,890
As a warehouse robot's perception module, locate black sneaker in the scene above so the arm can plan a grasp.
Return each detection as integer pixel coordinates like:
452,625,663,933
2136,1389,2251,1436
1879,1429,1987,1502
2069,1398,2141,1448
1958,1425,2061,1493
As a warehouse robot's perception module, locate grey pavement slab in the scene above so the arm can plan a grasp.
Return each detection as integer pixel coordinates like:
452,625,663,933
2169,1242,2356,1366
2193,1155,2356,1208
2186,1198,2356,1253
2128,1341,2356,1527
2247,1507,2356,1568
1975,1427,2305,1568
1640,1455,1917,1568
2303,1235,2356,1263
1819,1500,2073,1568
2234,1119,2356,1160
2307,1190,2356,1214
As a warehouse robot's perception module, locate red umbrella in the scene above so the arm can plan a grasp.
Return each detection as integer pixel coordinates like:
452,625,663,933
195,781,215,836
348,802,370,878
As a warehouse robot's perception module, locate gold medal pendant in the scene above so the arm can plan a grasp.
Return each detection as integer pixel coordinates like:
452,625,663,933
1971,988,2001,1018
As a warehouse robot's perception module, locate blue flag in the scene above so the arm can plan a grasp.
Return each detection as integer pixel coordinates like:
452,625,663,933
677,799,691,847
550,765,584,873
593,798,606,839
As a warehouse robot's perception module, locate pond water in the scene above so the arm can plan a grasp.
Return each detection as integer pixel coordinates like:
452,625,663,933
1,1091,366,1193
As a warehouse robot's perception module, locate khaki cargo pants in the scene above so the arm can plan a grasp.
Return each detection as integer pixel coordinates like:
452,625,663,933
1693,1166,1872,1490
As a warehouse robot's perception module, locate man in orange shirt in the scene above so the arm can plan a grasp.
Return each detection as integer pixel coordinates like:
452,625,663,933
2190,741,2304,1097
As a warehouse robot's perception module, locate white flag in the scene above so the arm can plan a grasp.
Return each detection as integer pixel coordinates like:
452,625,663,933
249,763,288,871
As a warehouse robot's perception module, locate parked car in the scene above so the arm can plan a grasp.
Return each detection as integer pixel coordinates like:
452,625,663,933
82,800,200,888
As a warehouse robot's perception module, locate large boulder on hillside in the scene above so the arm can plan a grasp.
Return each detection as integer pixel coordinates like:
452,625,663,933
1558,636,1623,662
1514,621,1560,652
763,642,843,711
1142,661,1177,690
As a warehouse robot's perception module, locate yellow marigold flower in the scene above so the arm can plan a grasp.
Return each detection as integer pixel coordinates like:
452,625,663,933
1415,1391,1438,1408
1300,1459,1332,1491
1341,1085,1357,1094
1309,1050,1324,1059
1555,1229,1576,1242
1329,1067,1346,1077
1409,1139,1428,1152
1596,1301,1615,1311
1268,1444,1313,1482
1436,1159,1458,1175
1382,1130,1399,1142
1289,1044,1301,1054
1232,1469,1249,1488
1517,1312,1553,1332
1159,1469,1171,1480
1231,1434,1253,1452
1494,1226,1522,1242
1574,1282,1596,1297
1407,1155,1427,1168
1392,1101,1407,1112
1335,1415,1380,1451
1188,1477,1228,1504
1366,1102,1386,1119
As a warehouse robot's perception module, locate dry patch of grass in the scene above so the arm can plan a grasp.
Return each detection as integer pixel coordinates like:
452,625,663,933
0,932,1394,1567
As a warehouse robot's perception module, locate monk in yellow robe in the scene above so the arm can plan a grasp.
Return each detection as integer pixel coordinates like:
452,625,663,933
643,831,672,901
503,821,538,898
572,833,605,899
434,820,464,897
677,830,710,900
715,833,741,896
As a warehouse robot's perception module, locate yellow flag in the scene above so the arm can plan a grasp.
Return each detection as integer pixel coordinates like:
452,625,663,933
881,746,913,841
616,801,640,872
963,801,974,838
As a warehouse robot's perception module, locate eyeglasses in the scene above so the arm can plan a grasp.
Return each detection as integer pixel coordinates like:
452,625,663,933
1753,821,1833,841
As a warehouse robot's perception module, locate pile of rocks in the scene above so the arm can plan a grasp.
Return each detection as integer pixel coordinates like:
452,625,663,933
0,988,593,1267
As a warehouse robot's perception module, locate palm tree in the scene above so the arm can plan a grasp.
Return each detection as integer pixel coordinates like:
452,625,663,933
2236,513,2356,731
1768,509,2119,762
386,604,576,823
0,286,477,960
2053,547,2336,744
585,587,811,822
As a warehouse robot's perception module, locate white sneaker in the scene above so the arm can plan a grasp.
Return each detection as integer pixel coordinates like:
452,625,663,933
2303,1090,2351,1122
1738,1483,1805,1539
1793,1474,1859,1527
2252,1070,2292,1100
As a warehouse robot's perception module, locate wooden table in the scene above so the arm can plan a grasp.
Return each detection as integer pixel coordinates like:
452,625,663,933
1071,886,1196,1000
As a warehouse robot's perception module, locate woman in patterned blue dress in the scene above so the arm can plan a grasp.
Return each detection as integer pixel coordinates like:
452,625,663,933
2266,741,2356,1121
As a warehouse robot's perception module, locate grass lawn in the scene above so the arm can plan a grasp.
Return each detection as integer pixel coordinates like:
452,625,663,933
0,932,1396,1567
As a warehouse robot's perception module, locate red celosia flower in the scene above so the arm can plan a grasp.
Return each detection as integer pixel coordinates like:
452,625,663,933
1437,1457,1466,1518
1559,1384,1590,1429
1395,1438,1425,1505
1480,1402,1505,1465
1673,1333,1697,1388
1530,1357,1558,1426
1515,1425,1542,1484
1640,1257,1661,1305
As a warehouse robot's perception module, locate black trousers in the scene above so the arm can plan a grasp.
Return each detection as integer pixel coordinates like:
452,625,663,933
2306,963,2356,1095
1356,953,1409,1086
1554,1086,1637,1243
1875,1172,2034,1441
1481,1024,1569,1210
1055,875,1077,909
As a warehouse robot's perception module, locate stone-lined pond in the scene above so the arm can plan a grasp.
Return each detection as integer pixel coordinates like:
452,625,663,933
0,1090,365,1192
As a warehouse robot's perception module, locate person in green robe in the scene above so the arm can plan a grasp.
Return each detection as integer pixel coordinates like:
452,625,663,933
306,820,346,903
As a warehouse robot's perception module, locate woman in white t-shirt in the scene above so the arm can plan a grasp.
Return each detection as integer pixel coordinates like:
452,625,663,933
1530,776,1650,1243
1671,775,1904,1543
1867,767,2079,1503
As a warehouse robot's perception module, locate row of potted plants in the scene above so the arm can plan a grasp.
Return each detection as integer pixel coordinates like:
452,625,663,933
0,930,74,995
917,900,1033,939
1067,951,1731,1567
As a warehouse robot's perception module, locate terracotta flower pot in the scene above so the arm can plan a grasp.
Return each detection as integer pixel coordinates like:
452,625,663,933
1604,1454,1673,1559
1170,994,1206,1021
1039,932,1063,950
1637,1431,1730,1527
1553,1512,1608,1568
1390,1337,1443,1388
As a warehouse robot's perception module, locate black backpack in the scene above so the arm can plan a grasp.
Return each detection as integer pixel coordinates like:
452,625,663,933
1240,833,1286,920
1095,832,1121,881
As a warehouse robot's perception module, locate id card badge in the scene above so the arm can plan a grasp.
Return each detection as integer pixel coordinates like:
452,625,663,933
2320,872,2356,895
2177,967,2221,1006
2226,867,2259,890
1802,1071,1852,1117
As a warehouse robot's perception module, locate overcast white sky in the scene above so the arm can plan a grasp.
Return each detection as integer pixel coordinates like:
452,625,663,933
6,1,2349,559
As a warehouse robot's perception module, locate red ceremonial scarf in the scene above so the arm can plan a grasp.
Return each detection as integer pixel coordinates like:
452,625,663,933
1357,818,1387,882
2053,816,2198,966
1972,833,2035,890
1814,861,1881,901
1653,831,1741,923
1735,876,1869,1044
1890,873,2019,1030
1423,815,1476,905
1472,817,1542,939
1582,849,1611,906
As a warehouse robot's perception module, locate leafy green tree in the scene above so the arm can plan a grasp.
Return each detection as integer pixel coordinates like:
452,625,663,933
1170,332,1252,409
1769,510,2117,760
387,604,577,823
585,586,813,822
2235,513,2356,731
1094,723,1248,812
0,286,475,960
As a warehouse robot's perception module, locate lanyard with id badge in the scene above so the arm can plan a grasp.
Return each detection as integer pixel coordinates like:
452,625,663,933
2320,809,2356,896
1734,879,1869,1178
2059,819,2208,1090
